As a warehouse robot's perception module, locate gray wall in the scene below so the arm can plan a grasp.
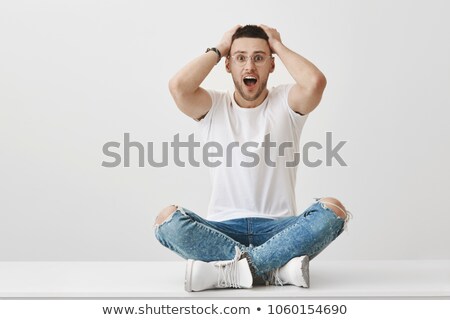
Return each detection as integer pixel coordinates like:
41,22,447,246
1,0,449,261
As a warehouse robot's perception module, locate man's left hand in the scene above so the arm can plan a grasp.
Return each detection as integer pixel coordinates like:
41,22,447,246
259,24,283,54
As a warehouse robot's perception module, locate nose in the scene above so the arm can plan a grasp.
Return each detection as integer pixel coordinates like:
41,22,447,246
243,57,256,70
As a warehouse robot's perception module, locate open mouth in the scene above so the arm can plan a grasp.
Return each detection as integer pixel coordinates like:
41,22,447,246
243,76,257,87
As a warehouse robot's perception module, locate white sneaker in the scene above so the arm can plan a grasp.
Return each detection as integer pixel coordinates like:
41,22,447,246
185,248,253,292
270,255,310,288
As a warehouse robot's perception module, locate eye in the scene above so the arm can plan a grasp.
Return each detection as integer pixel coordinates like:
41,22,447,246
236,54,247,62
254,55,265,62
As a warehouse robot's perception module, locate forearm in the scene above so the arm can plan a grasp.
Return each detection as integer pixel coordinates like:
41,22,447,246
169,25,238,96
169,51,218,95
272,42,326,90
168,25,240,119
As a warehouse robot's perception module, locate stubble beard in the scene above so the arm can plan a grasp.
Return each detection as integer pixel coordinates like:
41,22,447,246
233,77,268,102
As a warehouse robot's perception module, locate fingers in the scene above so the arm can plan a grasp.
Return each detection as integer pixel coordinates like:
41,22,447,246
258,24,282,53
230,24,242,33
259,24,274,33
217,24,242,57
226,24,242,40
259,24,280,37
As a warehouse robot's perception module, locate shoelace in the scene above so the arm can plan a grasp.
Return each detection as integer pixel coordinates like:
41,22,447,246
269,268,284,286
214,246,242,288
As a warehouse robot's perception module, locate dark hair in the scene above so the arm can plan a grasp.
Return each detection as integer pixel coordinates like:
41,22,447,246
231,25,269,42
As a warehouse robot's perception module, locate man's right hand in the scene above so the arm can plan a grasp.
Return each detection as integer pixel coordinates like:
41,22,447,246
216,25,242,58
169,25,242,121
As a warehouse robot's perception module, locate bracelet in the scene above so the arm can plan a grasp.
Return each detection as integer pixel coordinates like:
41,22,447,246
205,47,222,64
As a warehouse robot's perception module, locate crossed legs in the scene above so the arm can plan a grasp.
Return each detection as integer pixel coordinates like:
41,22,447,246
153,198,349,289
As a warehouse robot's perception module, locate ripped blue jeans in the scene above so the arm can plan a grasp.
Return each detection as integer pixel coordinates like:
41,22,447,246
154,200,347,280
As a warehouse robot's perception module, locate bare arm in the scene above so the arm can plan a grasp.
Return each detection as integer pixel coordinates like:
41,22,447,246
168,25,241,121
260,25,327,115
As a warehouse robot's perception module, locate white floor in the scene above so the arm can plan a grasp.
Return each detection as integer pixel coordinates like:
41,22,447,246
1,260,449,298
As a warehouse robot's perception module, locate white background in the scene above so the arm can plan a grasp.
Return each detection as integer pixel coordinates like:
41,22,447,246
1,0,449,261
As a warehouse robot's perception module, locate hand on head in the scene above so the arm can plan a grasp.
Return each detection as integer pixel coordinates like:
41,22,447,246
217,25,242,58
217,24,282,58
258,24,282,54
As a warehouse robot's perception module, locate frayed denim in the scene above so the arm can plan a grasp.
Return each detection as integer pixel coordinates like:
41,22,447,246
154,200,347,280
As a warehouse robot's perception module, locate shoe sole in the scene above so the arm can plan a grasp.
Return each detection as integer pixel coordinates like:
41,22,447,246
301,255,310,288
185,259,194,292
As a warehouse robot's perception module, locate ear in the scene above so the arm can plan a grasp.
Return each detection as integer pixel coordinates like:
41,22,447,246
225,57,231,73
269,57,275,73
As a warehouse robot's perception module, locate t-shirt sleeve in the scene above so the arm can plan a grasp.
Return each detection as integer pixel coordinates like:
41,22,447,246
197,89,226,137
198,89,220,124
278,84,308,132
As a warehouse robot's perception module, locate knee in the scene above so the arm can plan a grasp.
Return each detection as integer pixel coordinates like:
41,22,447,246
154,205,178,226
319,197,347,220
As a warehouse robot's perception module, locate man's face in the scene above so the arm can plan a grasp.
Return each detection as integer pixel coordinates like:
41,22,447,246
226,37,274,103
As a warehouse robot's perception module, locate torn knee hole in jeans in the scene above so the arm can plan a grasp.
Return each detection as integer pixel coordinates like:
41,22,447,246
154,205,184,228
315,198,352,229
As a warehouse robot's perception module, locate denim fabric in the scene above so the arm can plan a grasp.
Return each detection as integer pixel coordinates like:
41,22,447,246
154,200,345,278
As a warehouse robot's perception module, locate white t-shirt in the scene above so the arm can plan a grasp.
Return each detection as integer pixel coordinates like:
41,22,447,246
198,84,308,222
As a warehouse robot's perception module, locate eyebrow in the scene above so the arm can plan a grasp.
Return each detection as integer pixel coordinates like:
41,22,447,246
232,50,268,55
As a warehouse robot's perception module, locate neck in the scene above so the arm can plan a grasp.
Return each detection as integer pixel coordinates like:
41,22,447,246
234,89,269,108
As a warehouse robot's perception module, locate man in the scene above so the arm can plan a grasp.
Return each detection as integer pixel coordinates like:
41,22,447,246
154,25,349,292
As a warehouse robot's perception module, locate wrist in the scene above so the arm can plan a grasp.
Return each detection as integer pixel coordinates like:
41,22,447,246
216,44,228,58
205,47,222,64
270,41,284,55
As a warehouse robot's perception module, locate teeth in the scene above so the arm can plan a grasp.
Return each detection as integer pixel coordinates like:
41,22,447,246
244,76,256,80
